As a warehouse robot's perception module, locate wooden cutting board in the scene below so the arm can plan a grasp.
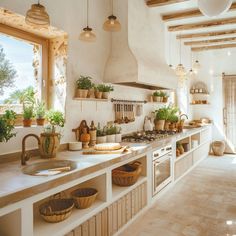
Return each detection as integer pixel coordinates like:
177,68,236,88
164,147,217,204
83,146,129,155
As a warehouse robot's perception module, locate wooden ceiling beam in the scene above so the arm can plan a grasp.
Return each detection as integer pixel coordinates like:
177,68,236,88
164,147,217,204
177,29,236,39
169,17,236,31
146,0,189,7
191,43,236,52
185,37,236,46
163,2,236,21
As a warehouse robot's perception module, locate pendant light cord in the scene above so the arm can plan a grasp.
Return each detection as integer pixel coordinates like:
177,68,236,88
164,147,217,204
87,0,89,27
111,0,114,15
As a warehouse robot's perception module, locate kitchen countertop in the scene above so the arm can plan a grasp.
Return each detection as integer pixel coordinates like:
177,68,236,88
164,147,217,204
0,126,210,209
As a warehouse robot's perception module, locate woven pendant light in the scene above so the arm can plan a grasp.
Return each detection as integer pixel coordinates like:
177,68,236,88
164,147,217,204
25,0,50,28
79,0,96,42
103,0,121,32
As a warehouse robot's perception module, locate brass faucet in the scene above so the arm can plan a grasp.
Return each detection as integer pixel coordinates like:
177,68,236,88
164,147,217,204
21,134,40,165
180,114,189,120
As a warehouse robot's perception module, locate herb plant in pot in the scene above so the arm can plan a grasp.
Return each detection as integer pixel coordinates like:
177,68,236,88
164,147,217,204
39,110,65,158
22,103,34,127
153,91,161,102
96,123,107,144
0,110,17,142
168,107,179,131
101,84,114,99
154,107,169,131
106,125,116,142
94,85,103,99
35,101,46,126
76,76,93,98
162,92,169,103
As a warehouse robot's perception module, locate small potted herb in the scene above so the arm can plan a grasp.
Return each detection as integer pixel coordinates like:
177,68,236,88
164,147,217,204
96,123,107,144
154,107,169,131
39,110,65,158
153,91,161,102
96,84,114,99
106,125,116,142
75,75,93,98
162,92,169,103
94,84,103,99
0,110,17,142
115,125,122,143
35,101,46,126
22,103,34,127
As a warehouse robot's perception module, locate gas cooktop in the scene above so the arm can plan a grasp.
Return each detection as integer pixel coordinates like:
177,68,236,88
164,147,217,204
122,130,176,143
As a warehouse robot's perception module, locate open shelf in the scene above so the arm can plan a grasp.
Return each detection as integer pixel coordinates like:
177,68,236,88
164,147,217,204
34,200,106,236
73,97,108,102
190,103,210,105
112,176,147,202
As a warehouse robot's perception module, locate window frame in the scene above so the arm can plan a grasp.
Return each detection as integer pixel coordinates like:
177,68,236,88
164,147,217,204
0,23,49,115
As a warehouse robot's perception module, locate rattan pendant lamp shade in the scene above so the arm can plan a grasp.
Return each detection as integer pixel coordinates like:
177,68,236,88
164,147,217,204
79,0,96,42
103,0,121,32
25,0,50,28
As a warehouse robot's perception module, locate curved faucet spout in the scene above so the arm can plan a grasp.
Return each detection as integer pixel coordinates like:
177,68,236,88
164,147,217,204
21,134,40,165
180,114,189,120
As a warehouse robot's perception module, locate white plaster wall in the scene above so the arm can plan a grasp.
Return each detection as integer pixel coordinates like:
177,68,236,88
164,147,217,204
0,0,165,155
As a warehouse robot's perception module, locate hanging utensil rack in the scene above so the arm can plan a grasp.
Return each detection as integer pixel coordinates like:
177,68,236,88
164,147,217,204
111,98,147,104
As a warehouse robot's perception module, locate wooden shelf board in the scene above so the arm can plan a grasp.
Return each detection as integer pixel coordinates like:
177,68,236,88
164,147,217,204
112,176,147,202
190,93,209,96
73,97,108,102
34,200,106,236
190,103,210,105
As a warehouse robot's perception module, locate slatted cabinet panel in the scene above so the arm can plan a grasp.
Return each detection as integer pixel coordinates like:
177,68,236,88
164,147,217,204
66,182,147,236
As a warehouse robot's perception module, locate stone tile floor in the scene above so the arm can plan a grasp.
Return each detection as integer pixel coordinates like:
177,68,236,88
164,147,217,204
120,155,236,236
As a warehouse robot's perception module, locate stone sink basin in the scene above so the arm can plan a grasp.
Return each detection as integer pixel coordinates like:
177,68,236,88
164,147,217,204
22,160,77,176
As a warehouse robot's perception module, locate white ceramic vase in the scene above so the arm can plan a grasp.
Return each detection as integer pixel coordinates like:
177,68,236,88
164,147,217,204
115,133,122,143
107,134,116,143
96,136,107,144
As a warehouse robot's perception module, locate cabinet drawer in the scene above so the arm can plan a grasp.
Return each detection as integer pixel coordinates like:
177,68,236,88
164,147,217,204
175,153,193,180
193,142,210,164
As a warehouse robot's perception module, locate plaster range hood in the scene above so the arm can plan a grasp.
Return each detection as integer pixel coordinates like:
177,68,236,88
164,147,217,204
104,0,177,90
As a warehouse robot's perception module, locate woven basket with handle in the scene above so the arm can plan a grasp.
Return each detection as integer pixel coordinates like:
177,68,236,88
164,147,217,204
112,161,142,187
71,188,98,209
39,192,74,223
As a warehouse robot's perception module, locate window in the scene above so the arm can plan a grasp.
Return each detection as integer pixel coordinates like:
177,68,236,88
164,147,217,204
0,24,48,115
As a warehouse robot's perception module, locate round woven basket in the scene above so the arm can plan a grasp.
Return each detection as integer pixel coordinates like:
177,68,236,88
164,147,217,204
212,141,225,156
39,198,74,223
71,188,98,209
112,161,142,187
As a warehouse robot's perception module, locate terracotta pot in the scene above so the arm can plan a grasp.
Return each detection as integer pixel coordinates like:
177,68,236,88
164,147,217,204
36,118,45,126
95,91,103,99
155,119,165,131
157,96,162,102
164,121,170,131
87,88,95,98
76,89,88,98
23,119,32,127
102,92,109,99
97,136,107,144
169,122,177,130
107,134,116,143
39,132,60,159
153,96,158,102
163,97,168,103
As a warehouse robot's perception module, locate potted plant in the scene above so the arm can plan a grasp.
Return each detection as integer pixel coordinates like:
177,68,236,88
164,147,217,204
22,103,34,127
35,101,46,126
75,75,93,98
154,107,169,130
87,83,95,98
106,125,116,142
96,123,107,144
96,84,114,99
115,125,122,143
159,91,166,102
39,110,65,158
0,110,17,142
94,85,103,99
153,91,161,102
162,92,169,103
167,107,179,130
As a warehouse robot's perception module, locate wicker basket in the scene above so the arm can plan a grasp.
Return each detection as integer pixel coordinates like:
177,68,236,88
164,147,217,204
112,161,142,187
39,198,74,223
71,188,98,209
212,141,225,156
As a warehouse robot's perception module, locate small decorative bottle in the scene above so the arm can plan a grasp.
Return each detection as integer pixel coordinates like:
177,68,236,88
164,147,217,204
89,121,97,147
81,127,91,149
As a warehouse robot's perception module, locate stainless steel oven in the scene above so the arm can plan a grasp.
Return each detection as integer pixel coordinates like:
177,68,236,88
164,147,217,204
152,144,173,196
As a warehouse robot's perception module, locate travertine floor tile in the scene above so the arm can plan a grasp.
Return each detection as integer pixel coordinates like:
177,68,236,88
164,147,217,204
120,155,236,236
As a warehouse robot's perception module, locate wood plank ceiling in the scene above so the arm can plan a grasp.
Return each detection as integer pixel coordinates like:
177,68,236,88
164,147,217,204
146,0,236,52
